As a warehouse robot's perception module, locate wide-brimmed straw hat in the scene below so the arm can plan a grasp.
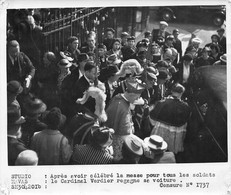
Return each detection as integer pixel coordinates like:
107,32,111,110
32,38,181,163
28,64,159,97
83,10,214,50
124,135,143,156
144,135,168,153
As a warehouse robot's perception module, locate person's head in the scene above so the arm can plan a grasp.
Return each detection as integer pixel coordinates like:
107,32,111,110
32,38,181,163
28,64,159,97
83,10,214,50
8,107,25,138
210,43,220,54
144,135,168,156
58,58,72,72
171,83,185,99
26,15,36,29
112,38,121,51
78,53,89,68
191,37,202,49
127,36,136,48
182,54,193,66
121,32,129,44
136,41,148,53
201,47,211,60
144,31,152,41
173,29,179,39
105,65,119,82
15,150,38,166
217,27,225,37
45,107,65,130
165,35,174,46
151,43,161,54
122,135,143,163
67,36,79,51
87,52,95,61
141,66,158,89
98,44,107,57
211,34,220,44
87,35,96,48
8,40,20,58
43,51,56,66
7,80,23,99
107,54,121,66
159,21,168,31
157,68,170,85
106,28,115,39
23,97,47,118
124,79,145,103
84,61,98,81
89,126,114,149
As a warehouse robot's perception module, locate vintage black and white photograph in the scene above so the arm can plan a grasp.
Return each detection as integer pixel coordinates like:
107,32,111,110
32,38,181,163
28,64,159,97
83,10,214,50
2,1,231,194
6,4,228,166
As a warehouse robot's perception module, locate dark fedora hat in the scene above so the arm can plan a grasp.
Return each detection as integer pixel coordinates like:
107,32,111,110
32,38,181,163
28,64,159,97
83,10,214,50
23,97,47,115
91,126,114,147
58,58,72,68
8,106,25,126
7,80,23,95
78,53,89,63
211,34,220,40
127,36,135,41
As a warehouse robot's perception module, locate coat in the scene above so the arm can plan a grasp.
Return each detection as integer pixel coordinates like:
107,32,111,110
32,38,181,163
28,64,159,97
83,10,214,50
31,129,72,165
8,136,27,165
7,52,35,84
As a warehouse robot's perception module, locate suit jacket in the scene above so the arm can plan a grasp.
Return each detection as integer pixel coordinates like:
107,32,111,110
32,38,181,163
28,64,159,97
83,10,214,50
173,62,195,87
219,36,226,54
8,136,27,165
7,52,35,84
72,75,96,113
121,46,135,61
173,38,182,60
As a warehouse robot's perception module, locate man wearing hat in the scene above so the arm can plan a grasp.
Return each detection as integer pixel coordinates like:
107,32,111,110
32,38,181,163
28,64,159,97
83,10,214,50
217,27,226,54
172,29,182,63
31,107,72,165
205,34,222,54
21,97,47,147
71,126,114,164
8,106,27,165
7,80,23,116
141,135,176,163
105,79,145,160
152,21,171,46
121,32,129,47
116,134,143,164
7,40,35,90
103,28,116,51
121,36,136,61
149,83,191,154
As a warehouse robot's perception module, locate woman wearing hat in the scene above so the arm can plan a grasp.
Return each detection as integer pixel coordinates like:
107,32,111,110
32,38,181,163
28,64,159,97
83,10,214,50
70,126,114,164
140,135,176,163
31,107,72,165
116,135,143,164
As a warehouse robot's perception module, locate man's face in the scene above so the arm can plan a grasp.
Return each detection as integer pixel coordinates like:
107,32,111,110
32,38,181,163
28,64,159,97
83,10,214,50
87,37,96,48
160,24,167,31
173,32,179,39
98,48,106,57
9,45,20,58
128,40,135,48
106,31,114,39
86,67,97,81
69,40,79,51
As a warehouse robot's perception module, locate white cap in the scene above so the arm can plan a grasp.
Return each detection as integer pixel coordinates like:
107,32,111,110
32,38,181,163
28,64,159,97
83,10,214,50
191,37,202,44
160,21,168,27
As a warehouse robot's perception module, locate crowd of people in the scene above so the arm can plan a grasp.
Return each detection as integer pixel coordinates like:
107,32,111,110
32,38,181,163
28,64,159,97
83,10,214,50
7,10,227,165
